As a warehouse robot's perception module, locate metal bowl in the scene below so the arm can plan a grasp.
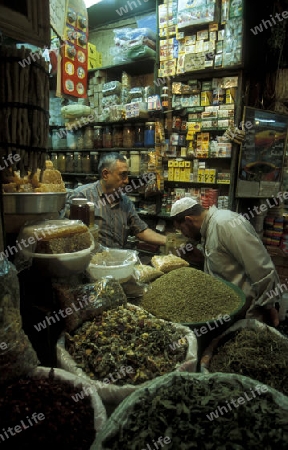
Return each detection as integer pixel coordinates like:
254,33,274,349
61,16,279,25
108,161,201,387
3,192,67,214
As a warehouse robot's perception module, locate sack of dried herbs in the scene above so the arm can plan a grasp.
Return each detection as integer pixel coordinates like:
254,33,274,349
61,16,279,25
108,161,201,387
134,264,164,283
56,303,198,405
0,258,39,384
201,318,288,396
0,366,107,450
53,277,127,332
95,371,288,450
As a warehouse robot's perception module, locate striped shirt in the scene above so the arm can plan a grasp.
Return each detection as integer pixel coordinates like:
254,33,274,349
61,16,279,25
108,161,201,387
65,181,148,248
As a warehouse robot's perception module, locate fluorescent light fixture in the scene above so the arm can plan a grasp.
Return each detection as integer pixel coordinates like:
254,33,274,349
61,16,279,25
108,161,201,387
84,0,104,8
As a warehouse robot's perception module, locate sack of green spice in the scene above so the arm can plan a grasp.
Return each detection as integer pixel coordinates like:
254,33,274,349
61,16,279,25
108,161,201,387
200,318,288,396
56,303,198,405
94,371,288,450
0,257,39,384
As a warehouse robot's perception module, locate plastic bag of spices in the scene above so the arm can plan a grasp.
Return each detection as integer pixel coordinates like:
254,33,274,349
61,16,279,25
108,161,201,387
56,303,198,406
53,276,127,332
0,257,39,384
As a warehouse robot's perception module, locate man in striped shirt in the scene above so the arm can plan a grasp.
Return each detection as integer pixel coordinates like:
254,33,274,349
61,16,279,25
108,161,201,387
65,152,167,249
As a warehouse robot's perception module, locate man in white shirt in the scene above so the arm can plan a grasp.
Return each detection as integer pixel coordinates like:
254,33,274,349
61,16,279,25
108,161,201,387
170,197,280,326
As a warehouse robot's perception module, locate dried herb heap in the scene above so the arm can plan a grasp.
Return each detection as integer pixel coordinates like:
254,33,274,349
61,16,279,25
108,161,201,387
101,374,288,450
140,267,242,323
65,305,188,385
0,370,96,450
209,328,288,396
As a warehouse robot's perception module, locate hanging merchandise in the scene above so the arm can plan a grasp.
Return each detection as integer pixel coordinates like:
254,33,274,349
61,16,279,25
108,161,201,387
61,0,88,98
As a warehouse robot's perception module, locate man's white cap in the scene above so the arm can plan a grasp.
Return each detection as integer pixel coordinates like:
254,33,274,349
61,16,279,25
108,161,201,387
170,197,198,218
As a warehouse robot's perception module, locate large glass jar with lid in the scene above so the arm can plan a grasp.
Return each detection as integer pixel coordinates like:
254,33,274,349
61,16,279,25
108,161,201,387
82,152,91,173
112,125,123,148
140,150,149,173
83,126,94,149
65,152,74,173
74,152,82,173
90,152,99,173
67,130,77,150
57,153,66,172
50,153,58,170
93,126,103,149
130,150,140,175
123,123,135,148
103,125,112,148
70,198,90,226
134,123,145,147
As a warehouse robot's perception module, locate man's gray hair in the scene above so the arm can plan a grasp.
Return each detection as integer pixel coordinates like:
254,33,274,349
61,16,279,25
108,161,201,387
98,152,127,177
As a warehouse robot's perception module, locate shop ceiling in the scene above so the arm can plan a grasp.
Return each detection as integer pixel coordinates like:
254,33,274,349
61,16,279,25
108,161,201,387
87,1,155,29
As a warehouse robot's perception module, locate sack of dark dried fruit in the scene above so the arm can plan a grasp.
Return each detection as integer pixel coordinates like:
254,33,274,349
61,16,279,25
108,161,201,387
57,303,198,405
95,371,288,450
0,366,107,450
200,318,288,397
0,258,39,384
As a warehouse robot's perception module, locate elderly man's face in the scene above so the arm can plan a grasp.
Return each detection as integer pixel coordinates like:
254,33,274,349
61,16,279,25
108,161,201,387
103,160,129,192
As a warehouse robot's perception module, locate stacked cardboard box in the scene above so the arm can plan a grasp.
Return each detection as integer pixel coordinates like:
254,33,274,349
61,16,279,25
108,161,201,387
87,70,107,120
88,42,102,70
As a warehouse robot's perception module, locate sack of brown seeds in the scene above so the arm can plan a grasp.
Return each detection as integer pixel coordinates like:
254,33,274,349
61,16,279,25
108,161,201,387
0,258,39,384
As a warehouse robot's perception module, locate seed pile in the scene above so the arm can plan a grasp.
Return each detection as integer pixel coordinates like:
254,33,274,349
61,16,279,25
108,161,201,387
140,267,243,323
100,373,288,449
209,327,288,396
0,370,96,450
65,305,188,385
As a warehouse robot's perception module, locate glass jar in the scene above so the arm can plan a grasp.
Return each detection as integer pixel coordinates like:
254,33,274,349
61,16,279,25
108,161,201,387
57,153,66,172
123,123,135,148
90,151,99,173
52,129,60,149
76,129,84,150
70,198,90,226
74,152,82,173
112,125,123,148
82,152,91,173
103,125,112,148
130,150,140,175
67,131,77,150
93,126,103,149
87,202,95,228
134,123,145,147
144,122,155,147
50,153,58,170
83,126,94,149
65,152,74,173
140,150,149,173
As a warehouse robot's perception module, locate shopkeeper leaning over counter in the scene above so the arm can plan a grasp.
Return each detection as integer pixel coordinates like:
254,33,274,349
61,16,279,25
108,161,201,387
170,197,280,327
64,152,167,249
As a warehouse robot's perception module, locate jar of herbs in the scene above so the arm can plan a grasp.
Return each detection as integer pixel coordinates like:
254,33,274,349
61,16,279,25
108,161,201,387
93,126,103,149
103,125,112,148
83,126,94,149
123,123,135,148
112,125,123,148
82,152,91,173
